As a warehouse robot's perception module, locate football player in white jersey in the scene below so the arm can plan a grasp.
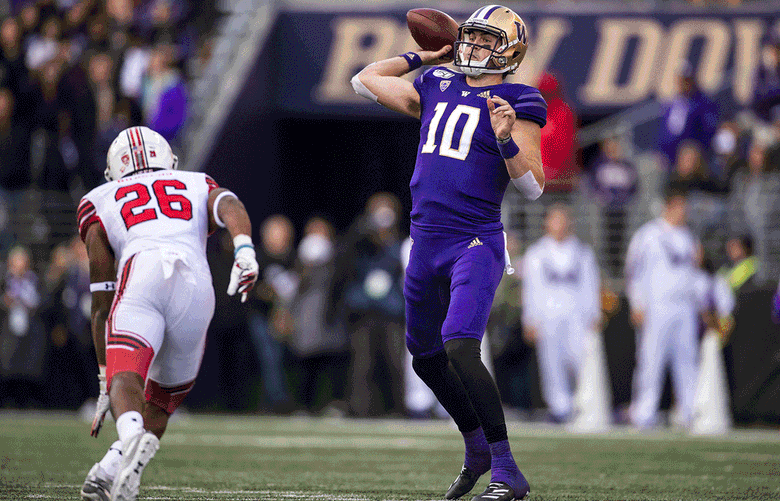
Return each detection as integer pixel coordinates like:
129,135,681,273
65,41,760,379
79,126,259,501
624,184,700,429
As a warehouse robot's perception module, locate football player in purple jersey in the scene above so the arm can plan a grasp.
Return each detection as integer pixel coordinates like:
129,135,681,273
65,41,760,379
352,5,546,501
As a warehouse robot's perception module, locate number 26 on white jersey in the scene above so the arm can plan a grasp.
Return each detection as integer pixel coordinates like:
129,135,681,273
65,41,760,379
421,103,480,161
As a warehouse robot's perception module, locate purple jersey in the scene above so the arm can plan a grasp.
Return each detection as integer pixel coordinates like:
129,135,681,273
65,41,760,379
411,67,547,234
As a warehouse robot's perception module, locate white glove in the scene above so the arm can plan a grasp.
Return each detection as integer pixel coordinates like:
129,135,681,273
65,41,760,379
227,235,259,303
91,365,110,438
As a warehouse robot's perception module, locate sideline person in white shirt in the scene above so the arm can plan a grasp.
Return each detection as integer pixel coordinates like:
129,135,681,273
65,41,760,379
625,185,700,429
522,204,600,423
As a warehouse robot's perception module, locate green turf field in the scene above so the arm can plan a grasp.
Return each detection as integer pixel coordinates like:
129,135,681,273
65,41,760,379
2,412,779,500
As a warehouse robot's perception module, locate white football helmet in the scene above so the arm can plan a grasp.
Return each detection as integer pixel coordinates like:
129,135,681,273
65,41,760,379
454,5,529,77
105,126,179,182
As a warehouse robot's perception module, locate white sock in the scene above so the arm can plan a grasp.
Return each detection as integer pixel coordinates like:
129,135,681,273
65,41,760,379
116,411,144,444
98,440,123,480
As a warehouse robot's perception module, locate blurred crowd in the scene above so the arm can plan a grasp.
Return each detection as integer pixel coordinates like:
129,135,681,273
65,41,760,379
0,0,217,220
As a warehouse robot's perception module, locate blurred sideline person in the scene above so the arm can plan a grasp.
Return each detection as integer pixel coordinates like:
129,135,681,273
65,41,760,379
352,5,546,500
718,234,757,403
536,72,580,194
720,235,758,294
658,63,718,169
625,184,700,429
78,126,258,501
289,217,349,415
246,214,298,412
0,245,45,408
587,134,638,276
694,251,735,341
521,205,600,423
331,193,405,417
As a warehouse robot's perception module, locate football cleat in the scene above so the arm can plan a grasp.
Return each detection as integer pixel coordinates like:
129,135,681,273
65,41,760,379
446,465,482,499
111,431,160,501
471,481,529,501
80,463,112,501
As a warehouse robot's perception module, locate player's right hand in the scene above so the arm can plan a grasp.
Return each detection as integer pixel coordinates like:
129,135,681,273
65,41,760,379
227,246,259,303
91,367,110,438
419,45,453,65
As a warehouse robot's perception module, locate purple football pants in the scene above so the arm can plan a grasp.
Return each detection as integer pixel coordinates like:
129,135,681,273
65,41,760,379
404,227,505,358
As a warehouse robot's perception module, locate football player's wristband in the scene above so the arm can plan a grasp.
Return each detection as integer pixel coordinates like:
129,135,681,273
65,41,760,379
90,281,116,292
497,136,520,159
399,52,422,71
233,234,255,257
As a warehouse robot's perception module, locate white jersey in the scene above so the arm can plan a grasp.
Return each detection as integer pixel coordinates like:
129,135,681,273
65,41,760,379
625,218,698,312
521,236,600,329
77,169,219,272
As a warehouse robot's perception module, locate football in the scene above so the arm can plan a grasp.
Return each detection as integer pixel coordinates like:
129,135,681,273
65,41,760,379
406,8,459,60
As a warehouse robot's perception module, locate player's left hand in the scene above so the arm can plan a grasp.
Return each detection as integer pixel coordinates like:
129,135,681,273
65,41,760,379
487,95,515,142
227,247,259,303
91,367,110,438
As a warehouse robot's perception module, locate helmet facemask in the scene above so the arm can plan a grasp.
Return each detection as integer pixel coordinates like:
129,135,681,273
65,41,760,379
454,6,528,78
454,25,515,77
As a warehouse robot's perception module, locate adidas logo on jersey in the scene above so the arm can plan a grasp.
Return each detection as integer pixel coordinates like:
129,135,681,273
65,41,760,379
468,237,483,249
461,91,471,97
477,90,491,99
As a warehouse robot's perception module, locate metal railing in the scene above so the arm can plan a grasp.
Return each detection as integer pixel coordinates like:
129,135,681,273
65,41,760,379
183,0,277,172
502,162,780,287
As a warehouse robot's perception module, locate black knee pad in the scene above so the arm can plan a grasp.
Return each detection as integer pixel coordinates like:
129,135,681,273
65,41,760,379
444,338,481,372
411,351,449,383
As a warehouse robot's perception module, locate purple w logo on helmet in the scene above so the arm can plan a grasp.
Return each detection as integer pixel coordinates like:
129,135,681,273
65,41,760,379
515,21,527,45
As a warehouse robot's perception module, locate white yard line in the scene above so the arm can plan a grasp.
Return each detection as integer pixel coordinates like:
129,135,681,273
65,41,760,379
161,433,464,451
30,483,414,501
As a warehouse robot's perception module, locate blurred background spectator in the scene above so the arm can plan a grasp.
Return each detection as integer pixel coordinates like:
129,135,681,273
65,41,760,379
288,216,348,416
247,214,297,413
0,245,44,408
0,0,213,212
522,205,600,423
623,187,701,429
332,193,405,418
668,141,718,195
658,63,719,171
727,136,780,268
41,236,96,409
141,42,186,145
753,33,780,124
537,71,580,195
587,134,638,277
